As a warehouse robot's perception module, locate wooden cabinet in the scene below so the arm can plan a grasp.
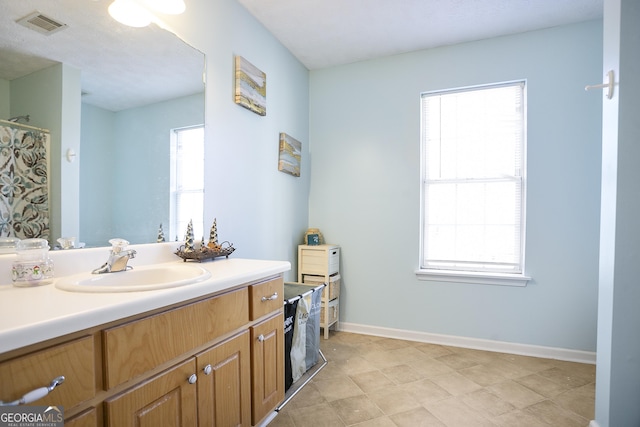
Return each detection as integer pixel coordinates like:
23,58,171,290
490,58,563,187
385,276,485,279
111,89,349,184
1,274,284,427
105,358,198,427
250,314,284,425
196,330,251,426
103,288,249,389
298,245,339,277
298,244,340,339
247,276,285,425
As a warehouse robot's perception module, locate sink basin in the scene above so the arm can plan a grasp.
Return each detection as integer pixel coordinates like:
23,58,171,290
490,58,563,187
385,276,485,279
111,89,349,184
55,263,212,293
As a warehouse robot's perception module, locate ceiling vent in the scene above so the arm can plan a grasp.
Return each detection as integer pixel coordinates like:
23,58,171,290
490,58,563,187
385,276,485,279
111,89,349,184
16,11,68,35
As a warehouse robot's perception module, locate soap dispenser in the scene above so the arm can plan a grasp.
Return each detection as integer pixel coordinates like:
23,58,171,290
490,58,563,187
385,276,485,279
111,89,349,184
11,238,54,287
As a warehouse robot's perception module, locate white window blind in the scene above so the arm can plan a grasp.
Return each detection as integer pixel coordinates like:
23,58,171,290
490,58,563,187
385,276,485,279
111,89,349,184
420,82,526,275
170,126,204,241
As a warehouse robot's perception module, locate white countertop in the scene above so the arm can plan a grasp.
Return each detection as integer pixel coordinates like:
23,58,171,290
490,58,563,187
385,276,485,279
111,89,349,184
0,244,290,354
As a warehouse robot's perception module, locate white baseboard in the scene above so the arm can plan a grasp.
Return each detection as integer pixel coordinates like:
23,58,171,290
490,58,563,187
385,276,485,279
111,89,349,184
338,322,596,364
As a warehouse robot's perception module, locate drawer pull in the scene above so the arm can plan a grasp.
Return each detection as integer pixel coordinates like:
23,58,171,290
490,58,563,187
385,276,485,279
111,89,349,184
261,292,278,302
203,364,212,375
257,334,265,342
188,374,197,384
0,376,65,406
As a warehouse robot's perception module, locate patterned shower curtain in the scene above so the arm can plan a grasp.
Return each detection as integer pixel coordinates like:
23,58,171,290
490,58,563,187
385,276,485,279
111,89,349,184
0,121,50,240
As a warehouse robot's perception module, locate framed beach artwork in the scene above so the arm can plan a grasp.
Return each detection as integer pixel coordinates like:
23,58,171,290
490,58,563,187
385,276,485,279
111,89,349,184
234,56,266,116
278,133,301,177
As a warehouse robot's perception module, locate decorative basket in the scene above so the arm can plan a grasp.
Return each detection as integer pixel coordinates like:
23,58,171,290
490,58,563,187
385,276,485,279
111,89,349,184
175,241,236,262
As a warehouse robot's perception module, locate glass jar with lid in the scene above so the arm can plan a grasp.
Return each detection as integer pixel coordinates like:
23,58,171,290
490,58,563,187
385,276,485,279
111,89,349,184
12,238,54,287
0,237,20,254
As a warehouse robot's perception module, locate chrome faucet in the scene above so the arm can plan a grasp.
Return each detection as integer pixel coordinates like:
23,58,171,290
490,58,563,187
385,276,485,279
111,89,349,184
92,238,137,274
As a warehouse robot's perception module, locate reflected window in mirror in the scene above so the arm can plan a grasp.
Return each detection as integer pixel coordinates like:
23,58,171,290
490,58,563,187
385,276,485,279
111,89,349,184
170,126,204,242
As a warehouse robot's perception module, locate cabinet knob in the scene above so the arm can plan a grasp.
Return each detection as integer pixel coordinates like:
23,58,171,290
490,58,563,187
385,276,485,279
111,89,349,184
188,374,197,384
257,334,265,342
203,364,212,375
261,292,278,302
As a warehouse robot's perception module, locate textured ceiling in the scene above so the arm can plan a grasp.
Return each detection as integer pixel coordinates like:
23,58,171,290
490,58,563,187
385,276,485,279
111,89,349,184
237,0,604,70
0,0,204,112
0,0,603,114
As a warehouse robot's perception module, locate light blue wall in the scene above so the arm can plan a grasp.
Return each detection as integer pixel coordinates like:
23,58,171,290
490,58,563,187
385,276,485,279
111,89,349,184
309,21,603,351
162,0,311,280
59,65,82,241
80,104,116,246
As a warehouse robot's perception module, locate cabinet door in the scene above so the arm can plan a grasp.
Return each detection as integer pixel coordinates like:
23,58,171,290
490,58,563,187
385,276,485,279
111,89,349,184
196,330,251,427
65,408,98,427
250,313,284,425
105,359,197,427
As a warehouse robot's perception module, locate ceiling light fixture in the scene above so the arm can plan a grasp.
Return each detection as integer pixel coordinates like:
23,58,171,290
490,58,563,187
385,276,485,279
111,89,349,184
108,0,185,28
108,0,152,27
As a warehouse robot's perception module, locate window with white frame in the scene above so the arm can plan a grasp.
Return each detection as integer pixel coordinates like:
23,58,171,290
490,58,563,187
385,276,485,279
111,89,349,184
170,125,204,242
419,81,526,281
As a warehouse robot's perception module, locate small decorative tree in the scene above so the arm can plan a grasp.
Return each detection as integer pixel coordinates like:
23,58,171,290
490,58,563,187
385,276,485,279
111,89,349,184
208,218,222,250
184,219,195,252
157,223,165,243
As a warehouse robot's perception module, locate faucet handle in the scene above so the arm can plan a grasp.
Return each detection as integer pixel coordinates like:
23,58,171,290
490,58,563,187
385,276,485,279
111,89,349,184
108,238,130,254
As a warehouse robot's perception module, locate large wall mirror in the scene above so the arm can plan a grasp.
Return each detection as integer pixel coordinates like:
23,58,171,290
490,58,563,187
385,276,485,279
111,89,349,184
0,0,205,247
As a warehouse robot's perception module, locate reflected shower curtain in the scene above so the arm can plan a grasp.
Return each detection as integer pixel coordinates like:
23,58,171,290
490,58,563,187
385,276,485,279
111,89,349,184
0,122,50,240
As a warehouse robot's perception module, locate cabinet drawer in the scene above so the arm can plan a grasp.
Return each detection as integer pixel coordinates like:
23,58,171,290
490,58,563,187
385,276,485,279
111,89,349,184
0,336,95,410
103,288,248,389
303,273,341,300
327,248,339,274
249,276,284,320
299,245,339,275
321,299,339,325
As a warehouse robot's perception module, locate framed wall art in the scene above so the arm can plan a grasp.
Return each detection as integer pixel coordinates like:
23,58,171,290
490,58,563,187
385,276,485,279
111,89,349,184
278,132,301,177
234,56,266,116
306,233,320,245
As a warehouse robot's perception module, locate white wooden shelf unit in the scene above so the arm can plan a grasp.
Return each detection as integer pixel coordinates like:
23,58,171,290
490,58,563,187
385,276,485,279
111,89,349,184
297,244,340,339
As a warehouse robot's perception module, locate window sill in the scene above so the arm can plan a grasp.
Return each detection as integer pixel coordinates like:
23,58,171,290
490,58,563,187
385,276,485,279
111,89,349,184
415,269,530,287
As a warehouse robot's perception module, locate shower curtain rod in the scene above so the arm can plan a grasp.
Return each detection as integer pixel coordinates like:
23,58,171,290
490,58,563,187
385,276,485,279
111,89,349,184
0,119,50,133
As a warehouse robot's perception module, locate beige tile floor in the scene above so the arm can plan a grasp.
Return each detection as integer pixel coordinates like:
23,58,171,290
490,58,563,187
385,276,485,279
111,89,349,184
271,331,595,427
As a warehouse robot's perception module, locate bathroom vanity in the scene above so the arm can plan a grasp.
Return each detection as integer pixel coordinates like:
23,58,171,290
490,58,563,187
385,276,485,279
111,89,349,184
0,243,290,427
